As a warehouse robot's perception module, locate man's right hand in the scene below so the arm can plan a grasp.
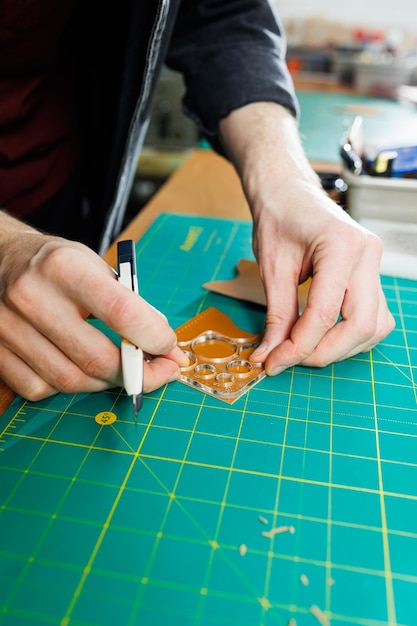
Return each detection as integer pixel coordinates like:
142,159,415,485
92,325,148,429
0,212,186,401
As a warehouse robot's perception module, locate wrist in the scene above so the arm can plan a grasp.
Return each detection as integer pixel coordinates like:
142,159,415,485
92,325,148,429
219,102,322,214
0,211,52,282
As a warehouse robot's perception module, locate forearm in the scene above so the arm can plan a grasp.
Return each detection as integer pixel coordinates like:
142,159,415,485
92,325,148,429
218,101,323,216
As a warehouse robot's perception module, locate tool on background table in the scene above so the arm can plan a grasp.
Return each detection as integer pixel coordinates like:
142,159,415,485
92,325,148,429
371,149,398,177
117,239,143,419
339,115,364,175
339,137,364,175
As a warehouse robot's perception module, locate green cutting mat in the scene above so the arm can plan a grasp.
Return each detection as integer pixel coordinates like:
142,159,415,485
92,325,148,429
1,214,417,626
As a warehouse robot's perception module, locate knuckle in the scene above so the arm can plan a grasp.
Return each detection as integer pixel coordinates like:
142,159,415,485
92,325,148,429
280,341,311,368
3,243,76,307
320,303,341,327
80,350,115,380
355,318,378,344
337,222,370,259
35,245,73,281
54,368,87,394
337,222,363,247
306,354,331,369
352,225,383,260
4,274,34,309
297,347,313,363
34,241,70,265
265,309,290,330
307,302,340,331
276,338,309,364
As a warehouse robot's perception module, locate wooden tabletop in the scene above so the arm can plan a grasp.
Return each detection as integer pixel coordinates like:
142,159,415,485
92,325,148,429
103,149,251,268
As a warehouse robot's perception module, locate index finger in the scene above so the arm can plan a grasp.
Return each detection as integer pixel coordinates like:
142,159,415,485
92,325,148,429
264,265,349,375
55,249,179,356
250,257,301,363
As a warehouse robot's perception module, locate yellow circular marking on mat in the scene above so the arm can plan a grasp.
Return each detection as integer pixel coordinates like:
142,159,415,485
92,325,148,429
94,411,117,425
